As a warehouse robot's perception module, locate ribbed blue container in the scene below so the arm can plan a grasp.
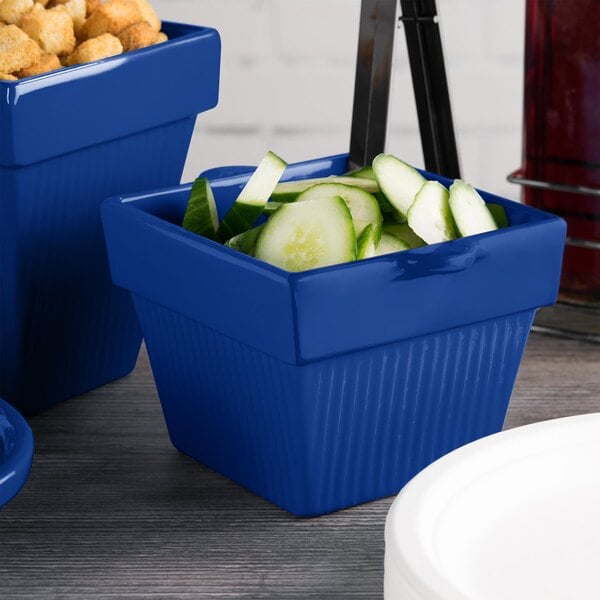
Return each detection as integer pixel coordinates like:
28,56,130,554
102,154,566,516
0,23,221,414
0,398,33,510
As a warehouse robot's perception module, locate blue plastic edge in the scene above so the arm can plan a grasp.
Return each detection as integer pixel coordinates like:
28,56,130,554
0,398,34,509
102,153,567,365
0,22,221,166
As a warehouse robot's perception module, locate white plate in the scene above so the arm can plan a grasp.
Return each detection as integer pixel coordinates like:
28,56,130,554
385,413,600,600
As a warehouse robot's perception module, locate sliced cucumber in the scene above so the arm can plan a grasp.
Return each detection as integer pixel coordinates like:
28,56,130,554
182,177,219,240
372,154,426,218
382,222,426,248
224,224,264,256
375,232,410,256
263,201,282,215
296,183,383,243
217,151,287,242
357,224,377,259
449,180,498,237
255,196,356,272
271,176,379,203
486,202,509,228
346,165,376,180
407,180,458,244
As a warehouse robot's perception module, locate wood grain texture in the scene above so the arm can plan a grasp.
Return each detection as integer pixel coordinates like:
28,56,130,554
0,333,598,599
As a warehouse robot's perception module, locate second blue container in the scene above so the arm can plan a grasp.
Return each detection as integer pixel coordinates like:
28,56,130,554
0,23,220,414
102,154,565,516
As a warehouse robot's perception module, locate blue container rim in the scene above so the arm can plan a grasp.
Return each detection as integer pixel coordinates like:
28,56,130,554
0,21,216,86
102,153,566,364
108,153,564,282
0,399,34,509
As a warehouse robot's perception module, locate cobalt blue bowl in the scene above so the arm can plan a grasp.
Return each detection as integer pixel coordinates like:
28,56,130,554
101,153,566,516
0,22,221,414
0,399,34,509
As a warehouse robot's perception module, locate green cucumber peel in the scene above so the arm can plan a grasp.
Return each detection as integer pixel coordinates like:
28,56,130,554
357,224,377,259
224,224,264,256
182,177,219,240
217,151,287,242
486,203,509,228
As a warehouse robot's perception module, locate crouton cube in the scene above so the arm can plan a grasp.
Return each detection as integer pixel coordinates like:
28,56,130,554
0,71,18,80
60,0,85,31
14,50,60,77
153,31,166,45
0,24,41,72
0,0,34,25
85,0,100,17
78,0,142,40
21,4,76,55
117,20,157,52
131,0,160,32
66,32,122,65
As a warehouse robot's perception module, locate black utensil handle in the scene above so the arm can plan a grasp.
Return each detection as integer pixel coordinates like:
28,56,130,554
400,0,461,178
349,0,398,170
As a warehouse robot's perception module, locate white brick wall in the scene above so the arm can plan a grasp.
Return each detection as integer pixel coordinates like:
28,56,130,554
154,0,525,200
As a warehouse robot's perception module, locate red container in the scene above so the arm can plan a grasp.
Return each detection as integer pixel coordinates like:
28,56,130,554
511,0,600,305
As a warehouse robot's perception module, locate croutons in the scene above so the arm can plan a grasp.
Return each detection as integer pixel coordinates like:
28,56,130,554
0,23,41,73
20,4,76,56
15,50,60,77
66,32,122,65
2,0,163,78
58,0,85,31
77,0,142,40
131,0,160,32
153,31,167,45
118,20,157,52
85,0,100,17
0,0,34,25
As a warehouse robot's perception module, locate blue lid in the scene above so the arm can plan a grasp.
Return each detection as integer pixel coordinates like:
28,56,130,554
0,399,34,509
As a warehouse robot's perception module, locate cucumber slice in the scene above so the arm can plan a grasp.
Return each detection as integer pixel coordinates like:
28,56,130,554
372,154,427,218
263,202,282,215
182,177,219,240
486,202,509,228
255,196,356,272
224,224,264,256
346,165,376,180
271,176,379,203
357,224,377,259
449,180,498,237
217,151,287,242
407,180,458,244
375,232,410,256
382,222,426,248
296,183,383,243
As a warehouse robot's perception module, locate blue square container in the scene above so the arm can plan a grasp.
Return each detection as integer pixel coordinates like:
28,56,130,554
0,23,221,414
102,153,565,516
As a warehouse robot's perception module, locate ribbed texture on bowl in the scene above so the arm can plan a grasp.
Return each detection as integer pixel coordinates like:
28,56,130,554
134,294,534,516
0,118,195,414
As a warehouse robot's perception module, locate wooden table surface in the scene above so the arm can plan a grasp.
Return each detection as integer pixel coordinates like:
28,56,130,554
1,333,598,599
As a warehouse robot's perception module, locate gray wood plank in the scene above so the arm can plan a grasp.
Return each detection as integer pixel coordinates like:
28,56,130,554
1,333,598,599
